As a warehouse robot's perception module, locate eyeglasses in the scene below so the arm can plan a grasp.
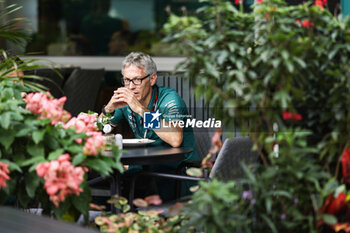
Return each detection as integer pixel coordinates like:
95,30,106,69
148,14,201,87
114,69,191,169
121,74,150,86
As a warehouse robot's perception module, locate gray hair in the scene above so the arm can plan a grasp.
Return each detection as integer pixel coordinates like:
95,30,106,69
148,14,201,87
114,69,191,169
121,52,157,75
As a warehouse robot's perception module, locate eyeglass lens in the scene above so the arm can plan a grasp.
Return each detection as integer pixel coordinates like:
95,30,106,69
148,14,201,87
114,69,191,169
122,74,150,86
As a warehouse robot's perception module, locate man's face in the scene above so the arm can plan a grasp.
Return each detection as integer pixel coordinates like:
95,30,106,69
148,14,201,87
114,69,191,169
122,65,156,104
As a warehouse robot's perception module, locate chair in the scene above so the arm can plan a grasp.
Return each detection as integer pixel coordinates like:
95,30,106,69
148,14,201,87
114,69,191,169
63,68,104,116
209,137,258,181
174,127,213,198
129,137,259,212
156,73,211,122
25,67,76,98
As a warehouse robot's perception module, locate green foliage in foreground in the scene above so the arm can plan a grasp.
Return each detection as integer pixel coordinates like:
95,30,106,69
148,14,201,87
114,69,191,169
0,75,123,221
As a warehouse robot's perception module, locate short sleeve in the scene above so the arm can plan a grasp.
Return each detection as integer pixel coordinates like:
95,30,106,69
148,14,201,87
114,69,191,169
110,107,125,125
158,90,189,122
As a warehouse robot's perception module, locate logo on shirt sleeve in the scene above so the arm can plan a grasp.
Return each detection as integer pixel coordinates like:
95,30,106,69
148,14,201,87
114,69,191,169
143,110,161,129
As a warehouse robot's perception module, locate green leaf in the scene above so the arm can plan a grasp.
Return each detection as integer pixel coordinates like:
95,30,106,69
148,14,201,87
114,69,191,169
72,183,91,216
66,145,83,154
18,184,31,208
261,214,278,233
85,160,112,176
273,90,291,109
0,129,15,150
2,88,14,99
20,156,46,167
0,112,11,129
53,199,71,219
285,61,294,73
32,130,45,144
48,149,65,160
25,172,41,198
320,214,337,225
16,127,34,137
27,143,45,158
265,197,272,213
72,153,86,166
217,50,229,65
261,50,269,62
44,135,60,150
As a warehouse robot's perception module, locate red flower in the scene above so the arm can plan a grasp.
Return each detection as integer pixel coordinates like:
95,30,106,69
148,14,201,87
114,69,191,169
341,148,350,185
235,0,243,4
314,0,327,9
327,192,346,215
256,0,263,3
318,188,350,230
282,111,302,121
301,20,314,28
318,192,346,218
296,19,301,24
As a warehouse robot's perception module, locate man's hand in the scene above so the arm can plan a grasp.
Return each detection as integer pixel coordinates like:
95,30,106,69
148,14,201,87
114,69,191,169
104,87,146,115
113,87,146,116
104,91,126,114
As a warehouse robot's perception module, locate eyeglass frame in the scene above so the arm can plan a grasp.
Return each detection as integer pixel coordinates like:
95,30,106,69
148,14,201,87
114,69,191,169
121,74,151,86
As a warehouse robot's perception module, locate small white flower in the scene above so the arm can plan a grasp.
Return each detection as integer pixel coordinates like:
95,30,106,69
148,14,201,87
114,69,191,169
103,124,112,134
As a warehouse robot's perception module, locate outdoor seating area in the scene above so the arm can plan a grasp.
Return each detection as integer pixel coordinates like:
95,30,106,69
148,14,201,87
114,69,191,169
27,67,105,116
1,0,350,232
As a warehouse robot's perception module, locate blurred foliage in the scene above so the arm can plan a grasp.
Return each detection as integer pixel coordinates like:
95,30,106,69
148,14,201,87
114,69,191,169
95,195,192,233
163,0,350,232
0,0,30,47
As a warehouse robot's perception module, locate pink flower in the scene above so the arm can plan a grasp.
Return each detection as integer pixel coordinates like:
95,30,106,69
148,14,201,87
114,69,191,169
235,0,243,4
256,0,263,3
36,154,85,207
82,132,106,156
76,113,98,132
25,92,71,125
64,113,98,134
282,111,302,121
64,113,105,155
0,162,10,189
36,162,50,177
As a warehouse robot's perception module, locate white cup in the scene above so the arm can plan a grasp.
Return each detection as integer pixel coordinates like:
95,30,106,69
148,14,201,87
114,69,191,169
115,134,123,149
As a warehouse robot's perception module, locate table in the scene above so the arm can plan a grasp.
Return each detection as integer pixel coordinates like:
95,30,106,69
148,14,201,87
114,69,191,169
90,145,193,213
113,146,193,194
0,207,98,233
120,146,193,165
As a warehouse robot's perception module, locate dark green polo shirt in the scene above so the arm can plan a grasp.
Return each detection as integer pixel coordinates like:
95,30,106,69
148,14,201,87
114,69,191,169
110,85,199,200
110,85,198,163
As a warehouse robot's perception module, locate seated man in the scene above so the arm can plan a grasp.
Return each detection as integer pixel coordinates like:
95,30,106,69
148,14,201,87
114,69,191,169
102,52,199,201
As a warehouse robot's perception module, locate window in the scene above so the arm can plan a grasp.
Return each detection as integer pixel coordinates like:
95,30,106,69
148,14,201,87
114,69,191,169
5,0,207,56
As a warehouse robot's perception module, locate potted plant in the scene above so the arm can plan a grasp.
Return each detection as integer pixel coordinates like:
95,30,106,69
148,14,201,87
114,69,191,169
0,2,123,223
